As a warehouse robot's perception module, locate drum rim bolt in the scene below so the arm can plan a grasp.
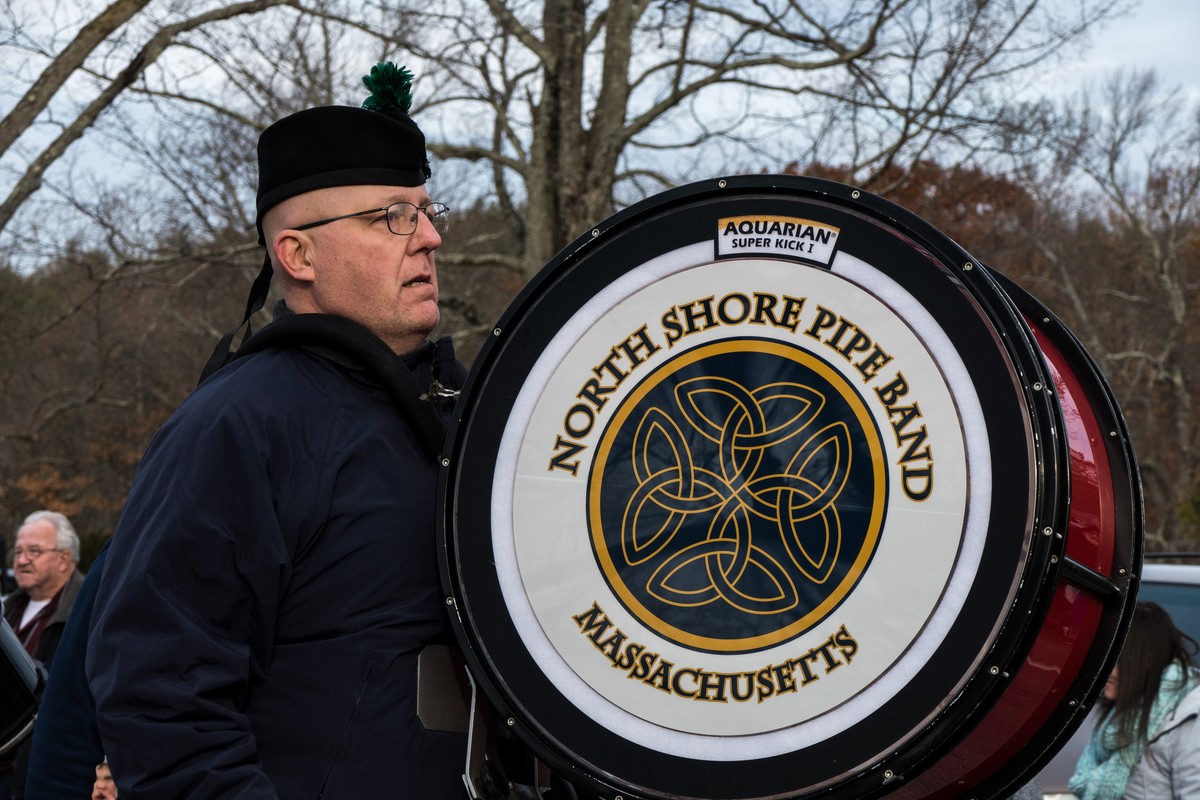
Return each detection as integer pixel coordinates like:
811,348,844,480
964,261,975,270
718,179,727,188
506,716,516,726
1032,381,1043,391
851,189,861,199
492,327,502,336
989,666,1000,675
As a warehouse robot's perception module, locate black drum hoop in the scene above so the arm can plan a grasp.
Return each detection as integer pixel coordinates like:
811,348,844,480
438,175,1133,800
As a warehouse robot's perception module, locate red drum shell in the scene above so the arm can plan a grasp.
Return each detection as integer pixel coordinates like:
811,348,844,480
883,274,1141,799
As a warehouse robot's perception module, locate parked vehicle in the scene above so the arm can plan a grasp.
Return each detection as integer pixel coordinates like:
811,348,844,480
1038,554,1200,798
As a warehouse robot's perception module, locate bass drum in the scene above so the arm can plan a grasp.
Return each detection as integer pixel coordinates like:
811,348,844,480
438,175,1142,799
1,617,43,756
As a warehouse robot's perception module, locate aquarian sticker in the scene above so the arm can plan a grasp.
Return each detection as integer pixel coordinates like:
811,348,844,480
716,215,840,263
493,255,980,746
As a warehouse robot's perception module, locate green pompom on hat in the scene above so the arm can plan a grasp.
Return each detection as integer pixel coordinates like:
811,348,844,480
361,62,415,115
254,61,432,237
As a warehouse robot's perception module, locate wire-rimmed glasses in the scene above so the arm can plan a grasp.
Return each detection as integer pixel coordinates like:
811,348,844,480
293,201,450,236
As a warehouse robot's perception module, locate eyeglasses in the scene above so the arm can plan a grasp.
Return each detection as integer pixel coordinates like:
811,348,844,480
293,201,450,236
10,546,62,561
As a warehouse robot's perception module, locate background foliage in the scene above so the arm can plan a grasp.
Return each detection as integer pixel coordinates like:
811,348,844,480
1,0,1196,570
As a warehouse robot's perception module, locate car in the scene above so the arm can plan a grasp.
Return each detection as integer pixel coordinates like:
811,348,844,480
1037,554,1200,798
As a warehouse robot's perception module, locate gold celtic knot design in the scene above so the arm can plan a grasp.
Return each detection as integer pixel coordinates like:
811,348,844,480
622,376,853,617
590,341,884,651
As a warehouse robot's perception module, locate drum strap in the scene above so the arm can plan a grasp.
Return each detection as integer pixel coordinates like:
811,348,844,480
197,254,274,384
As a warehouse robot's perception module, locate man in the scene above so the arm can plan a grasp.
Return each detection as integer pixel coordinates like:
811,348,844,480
1,510,85,798
84,62,468,798
3,511,84,664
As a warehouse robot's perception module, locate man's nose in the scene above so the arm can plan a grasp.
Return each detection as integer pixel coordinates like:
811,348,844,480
413,209,442,248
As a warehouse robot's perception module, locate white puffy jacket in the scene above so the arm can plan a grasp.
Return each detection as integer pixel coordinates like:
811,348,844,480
1123,680,1200,799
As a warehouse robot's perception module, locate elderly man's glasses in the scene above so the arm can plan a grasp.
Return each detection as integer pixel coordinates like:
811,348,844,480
293,201,450,236
11,546,62,561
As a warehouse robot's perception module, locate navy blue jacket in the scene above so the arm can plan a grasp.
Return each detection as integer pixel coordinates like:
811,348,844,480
24,543,108,798
85,320,467,799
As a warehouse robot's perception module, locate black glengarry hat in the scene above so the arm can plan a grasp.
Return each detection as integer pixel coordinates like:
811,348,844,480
254,62,432,235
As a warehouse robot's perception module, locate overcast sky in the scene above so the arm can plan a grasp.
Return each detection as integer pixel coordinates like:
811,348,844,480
1050,0,1200,102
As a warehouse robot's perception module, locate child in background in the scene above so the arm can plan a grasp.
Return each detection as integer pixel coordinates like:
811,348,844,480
91,758,115,800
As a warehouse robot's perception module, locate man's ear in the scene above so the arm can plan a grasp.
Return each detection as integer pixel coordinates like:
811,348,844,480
272,229,316,284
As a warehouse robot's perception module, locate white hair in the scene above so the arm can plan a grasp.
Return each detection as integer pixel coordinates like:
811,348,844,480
21,509,80,564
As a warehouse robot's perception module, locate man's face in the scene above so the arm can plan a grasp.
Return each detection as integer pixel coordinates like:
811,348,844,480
13,519,72,600
92,762,117,799
278,183,442,355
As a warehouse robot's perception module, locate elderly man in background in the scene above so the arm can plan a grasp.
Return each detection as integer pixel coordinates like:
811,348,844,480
1,509,85,799
4,510,84,664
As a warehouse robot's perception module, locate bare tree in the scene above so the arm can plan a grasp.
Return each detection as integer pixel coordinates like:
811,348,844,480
1,0,1124,275
2,0,1155,544
1003,70,1200,549
403,0,1122,274
0,0,304,235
